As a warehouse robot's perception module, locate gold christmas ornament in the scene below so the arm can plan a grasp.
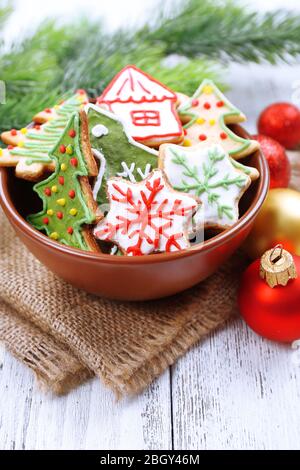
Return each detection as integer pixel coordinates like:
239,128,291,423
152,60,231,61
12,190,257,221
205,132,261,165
260,245,297,288
244,188,300,259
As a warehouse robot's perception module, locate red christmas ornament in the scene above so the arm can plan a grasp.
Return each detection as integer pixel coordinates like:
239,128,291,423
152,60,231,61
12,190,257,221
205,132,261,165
252,134,290,188
258,102,300,149
238,246,300,342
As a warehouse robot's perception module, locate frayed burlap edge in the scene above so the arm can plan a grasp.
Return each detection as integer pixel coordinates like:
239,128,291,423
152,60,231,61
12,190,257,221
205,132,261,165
102,313,236,398
99,300,237,399
0,300,92,394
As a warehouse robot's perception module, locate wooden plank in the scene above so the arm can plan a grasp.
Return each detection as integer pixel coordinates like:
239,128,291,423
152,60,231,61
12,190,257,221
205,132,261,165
172,319,300,450
0,349,172,449
0,347,34,449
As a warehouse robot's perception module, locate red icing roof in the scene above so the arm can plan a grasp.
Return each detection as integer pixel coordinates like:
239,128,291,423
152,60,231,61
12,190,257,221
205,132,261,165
98,65,176,104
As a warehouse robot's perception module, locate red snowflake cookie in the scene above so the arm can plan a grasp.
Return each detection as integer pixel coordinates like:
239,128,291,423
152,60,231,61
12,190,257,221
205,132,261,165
94,170,200,256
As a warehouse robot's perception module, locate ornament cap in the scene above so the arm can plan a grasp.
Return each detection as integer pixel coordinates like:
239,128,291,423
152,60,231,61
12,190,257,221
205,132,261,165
260,245,297,288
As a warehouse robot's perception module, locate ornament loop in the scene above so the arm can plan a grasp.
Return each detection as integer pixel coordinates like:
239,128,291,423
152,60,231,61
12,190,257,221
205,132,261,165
270,244,283,264
260,246,297,288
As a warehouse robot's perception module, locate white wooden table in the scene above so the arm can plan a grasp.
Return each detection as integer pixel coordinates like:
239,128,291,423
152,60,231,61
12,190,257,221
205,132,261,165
1,63,300,451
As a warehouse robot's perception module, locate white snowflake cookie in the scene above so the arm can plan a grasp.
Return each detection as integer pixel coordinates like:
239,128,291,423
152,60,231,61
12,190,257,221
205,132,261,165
93,169,200,256
159,143,254,229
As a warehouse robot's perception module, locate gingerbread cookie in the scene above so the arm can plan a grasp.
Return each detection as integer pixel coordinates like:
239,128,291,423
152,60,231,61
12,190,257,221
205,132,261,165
96,65,183,147
32,89,88,124
86,104,158,205
94,169,200,256
0,91,89,181
178,79,259,159
159,143,254,229
28,110,100,251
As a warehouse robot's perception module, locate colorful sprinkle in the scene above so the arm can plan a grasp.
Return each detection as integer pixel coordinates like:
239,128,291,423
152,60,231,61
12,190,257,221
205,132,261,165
17,141,24,147
44,187,51,196
68,129,76,138
42,217,49,225
217,101,224,107
196,117,205,125
204,102,211,110
47,209,54,216
209,119,216,126
56,211,63,219
220,132,228,140
66,145,73,155
0,149,3,157
20,128,27,135
199,134,207,141
70,158,78,167
45,108,52,113
50,232,59,240
11,129,17,136
69,208,78,216
58,176,65,185
203,85,213,94
67,227,74,235
59,145,66,154
61,163,67,171
57,198,66,206
68,189,76,199
34,124,41,130
183,139,192,147
183,129,187,136
77,89,86,95
51,185,58,193
191,99,199,107
7,145,14,150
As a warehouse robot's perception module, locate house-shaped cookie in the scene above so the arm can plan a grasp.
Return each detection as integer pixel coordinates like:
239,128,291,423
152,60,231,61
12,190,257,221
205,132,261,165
97,65,183,147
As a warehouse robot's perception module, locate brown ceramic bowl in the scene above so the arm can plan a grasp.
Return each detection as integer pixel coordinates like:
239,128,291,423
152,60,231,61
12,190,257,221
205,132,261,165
0,125,269,300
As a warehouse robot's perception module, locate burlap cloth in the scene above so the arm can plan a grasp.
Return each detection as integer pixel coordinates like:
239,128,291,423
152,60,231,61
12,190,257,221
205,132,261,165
0,208,245,397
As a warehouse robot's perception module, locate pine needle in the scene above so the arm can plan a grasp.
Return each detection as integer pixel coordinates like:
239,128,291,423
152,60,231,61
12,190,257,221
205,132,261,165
1,0,300,132
147,0,300,63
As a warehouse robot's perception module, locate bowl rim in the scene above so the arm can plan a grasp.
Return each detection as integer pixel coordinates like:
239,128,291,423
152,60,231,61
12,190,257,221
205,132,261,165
0,128,269,265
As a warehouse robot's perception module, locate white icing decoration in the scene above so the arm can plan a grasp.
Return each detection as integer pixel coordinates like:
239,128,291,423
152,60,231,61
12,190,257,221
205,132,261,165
162,144,251,229
92,124,109,138
117,162,136,182
92,148,106,201
110,245,118,255
94,169,198,256
137,163,152,180
117,162,152,182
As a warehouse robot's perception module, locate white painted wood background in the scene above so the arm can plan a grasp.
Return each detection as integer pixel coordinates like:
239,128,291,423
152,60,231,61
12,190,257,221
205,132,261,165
1,1,300,450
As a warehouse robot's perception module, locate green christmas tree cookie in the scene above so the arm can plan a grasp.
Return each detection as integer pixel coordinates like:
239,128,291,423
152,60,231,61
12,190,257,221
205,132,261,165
28,110,99,251
178,79,259,159
0,91,89,181
86,104,158,205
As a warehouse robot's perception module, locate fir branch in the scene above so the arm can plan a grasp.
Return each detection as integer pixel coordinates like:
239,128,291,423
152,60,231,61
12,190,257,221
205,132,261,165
145,0,300,63
1,0,300,132
61,28,222,98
